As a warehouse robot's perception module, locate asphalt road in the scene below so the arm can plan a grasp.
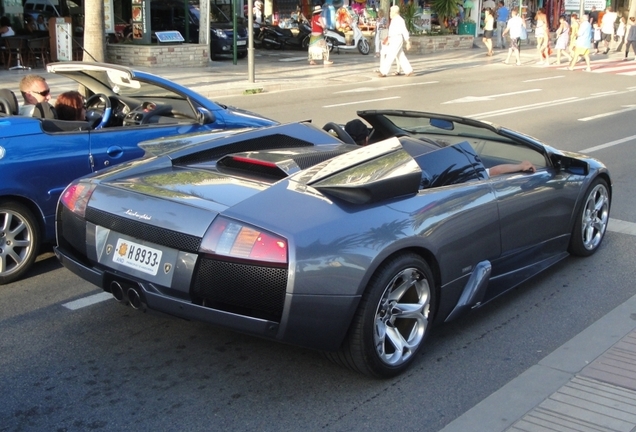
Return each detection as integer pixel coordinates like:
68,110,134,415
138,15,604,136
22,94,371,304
2,49,635,432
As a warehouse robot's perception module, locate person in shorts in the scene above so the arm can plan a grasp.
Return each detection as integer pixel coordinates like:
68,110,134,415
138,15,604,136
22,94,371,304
568,13,592,72
502,8,525,65
483,8,495,56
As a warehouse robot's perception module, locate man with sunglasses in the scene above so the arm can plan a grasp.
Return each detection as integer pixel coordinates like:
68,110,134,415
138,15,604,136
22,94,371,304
18,74,51,116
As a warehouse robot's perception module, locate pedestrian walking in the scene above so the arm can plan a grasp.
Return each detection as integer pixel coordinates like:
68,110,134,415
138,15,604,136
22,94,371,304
568,13,592,72
483,8,495,56
625,16,636,61
379,5,413,77
592,23,601,54
535,8,549,64
600,6,617,54
553,15,572,65
569,13,579,56
615,16,626,52
502,8,525,66
495,1,509,49
308,5,332,66
374,9,387,58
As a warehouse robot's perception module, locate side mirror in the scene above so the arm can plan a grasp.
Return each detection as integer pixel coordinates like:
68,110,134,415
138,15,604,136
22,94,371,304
197,107,216,125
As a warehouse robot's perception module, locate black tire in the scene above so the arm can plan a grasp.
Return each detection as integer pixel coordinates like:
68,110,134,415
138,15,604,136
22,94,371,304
357,38,370,55
326,253,436,378
301,35,309,50
237,51,247,59
568,178,610,257
0,201,40,285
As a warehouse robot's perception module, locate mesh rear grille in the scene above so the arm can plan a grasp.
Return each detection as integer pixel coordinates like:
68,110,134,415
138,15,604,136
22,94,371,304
85,207,201,252
192,259,287,322
174,134,313,165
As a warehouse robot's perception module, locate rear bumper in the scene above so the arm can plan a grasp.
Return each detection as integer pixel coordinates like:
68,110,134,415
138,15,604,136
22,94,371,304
54,245,358,351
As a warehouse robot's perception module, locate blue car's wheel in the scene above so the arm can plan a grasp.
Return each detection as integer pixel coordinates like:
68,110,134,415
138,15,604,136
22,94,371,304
0,202,40,285
327,253,436,377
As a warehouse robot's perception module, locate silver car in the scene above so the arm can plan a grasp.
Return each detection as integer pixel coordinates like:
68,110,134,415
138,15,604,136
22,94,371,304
55,111,611,377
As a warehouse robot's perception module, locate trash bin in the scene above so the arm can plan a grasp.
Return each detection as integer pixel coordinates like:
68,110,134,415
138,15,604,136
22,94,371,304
458,22,476,35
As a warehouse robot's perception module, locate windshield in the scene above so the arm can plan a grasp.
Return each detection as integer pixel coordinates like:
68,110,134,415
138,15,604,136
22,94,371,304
75,70,184,98
384,114,513,142
190,3,231,24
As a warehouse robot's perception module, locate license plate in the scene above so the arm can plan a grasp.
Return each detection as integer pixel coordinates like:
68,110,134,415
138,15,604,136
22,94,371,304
112,238,162,276
237,40,246,46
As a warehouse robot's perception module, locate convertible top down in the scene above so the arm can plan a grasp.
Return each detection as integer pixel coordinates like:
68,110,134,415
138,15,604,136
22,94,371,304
55,111,611,377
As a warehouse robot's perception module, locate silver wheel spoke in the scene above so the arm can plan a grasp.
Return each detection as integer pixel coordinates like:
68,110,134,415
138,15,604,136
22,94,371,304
373,266,431,367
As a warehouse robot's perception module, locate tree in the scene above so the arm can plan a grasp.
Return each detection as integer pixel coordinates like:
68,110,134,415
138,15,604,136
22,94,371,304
83,0,105,62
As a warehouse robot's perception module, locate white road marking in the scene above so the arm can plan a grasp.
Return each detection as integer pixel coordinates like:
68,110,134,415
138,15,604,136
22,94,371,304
578,134,636,153
443,89,541,104
469,87,636,119
62,292,112,310
469,97,578,118
323,96,400,108
279,56,309,62
578,105,636,122
608,218,636,236
335,81,438,93
590,90,617,96
523,76,565,82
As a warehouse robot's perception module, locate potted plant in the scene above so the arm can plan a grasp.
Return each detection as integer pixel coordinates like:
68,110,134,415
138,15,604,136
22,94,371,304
432,0,459,29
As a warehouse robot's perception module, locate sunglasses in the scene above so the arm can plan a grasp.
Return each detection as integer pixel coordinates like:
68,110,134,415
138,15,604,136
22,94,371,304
31,89,50,97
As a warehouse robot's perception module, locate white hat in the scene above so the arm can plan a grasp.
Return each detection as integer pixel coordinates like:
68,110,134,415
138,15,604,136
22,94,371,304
313,5,322,14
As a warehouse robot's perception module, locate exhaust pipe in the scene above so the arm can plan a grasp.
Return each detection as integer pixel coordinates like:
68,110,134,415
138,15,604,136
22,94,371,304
127,287,144,310
110,281,126,303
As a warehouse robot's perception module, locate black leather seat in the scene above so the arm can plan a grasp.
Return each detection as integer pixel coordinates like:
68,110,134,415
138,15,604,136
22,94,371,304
0,88,19,116
32,101,57,119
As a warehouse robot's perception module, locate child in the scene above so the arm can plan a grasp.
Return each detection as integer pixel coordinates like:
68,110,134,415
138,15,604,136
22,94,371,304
592,23,601,53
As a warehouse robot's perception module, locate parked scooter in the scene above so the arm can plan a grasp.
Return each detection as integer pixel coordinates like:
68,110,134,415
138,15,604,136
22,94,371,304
258,18,311,50
323,13,370,55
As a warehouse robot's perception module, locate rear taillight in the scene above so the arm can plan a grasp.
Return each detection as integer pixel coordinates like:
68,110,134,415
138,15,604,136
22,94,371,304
199,217,288,265
60,182,96,217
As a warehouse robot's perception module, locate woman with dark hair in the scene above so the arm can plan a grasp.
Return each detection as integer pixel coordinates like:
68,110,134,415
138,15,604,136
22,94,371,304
55,91,86,121
483,8,495,56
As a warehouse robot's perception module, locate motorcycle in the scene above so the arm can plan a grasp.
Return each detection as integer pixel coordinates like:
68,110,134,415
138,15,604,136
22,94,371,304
258,19,311,50
323,13,370,55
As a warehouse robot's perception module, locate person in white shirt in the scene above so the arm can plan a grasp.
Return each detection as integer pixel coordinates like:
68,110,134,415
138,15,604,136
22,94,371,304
378,5,413,77
502,8,525,65
0,16,15,37
600,6,617,54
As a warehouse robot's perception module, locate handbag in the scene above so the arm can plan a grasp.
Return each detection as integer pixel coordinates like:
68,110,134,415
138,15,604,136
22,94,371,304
520,25,527,40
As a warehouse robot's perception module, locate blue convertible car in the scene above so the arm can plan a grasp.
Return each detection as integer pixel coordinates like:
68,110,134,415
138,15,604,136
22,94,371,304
0,62,275,285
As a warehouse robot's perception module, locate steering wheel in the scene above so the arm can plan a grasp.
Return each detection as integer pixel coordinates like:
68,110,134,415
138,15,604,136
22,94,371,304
85,93,112,130
322,122,356,145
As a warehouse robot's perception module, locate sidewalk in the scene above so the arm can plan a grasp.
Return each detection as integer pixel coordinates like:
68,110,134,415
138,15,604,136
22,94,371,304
440,291,636,432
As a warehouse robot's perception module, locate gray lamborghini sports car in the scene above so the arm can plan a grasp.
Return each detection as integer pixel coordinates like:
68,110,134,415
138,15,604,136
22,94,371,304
55,111,611,378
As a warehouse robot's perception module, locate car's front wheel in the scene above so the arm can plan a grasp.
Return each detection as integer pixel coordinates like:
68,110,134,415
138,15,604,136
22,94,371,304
0,202,40,285
569,178,610,256
327,253,436,377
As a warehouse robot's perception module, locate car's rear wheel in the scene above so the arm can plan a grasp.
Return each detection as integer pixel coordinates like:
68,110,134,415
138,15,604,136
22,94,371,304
569,178,610,256
0,202,40,285
326,253,435,377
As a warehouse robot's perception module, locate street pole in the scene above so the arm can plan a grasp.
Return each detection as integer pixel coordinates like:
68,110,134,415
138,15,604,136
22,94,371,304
233,0,237,65
248,0,255,82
